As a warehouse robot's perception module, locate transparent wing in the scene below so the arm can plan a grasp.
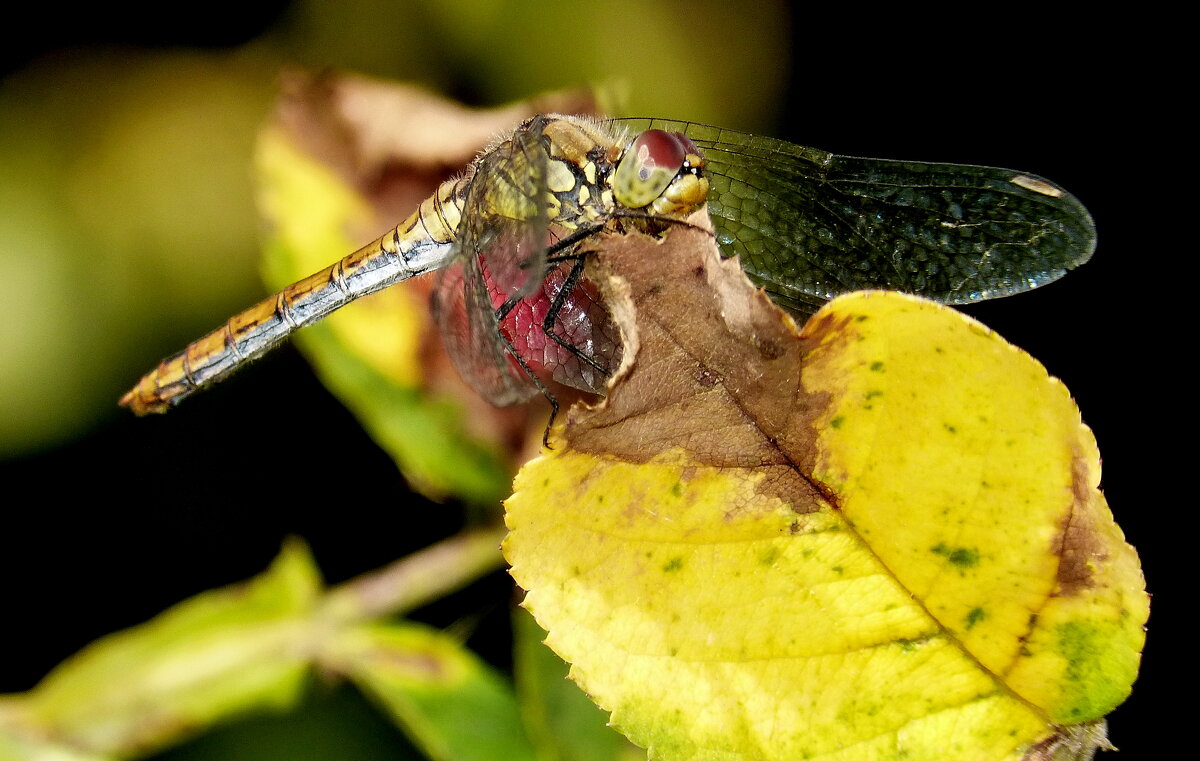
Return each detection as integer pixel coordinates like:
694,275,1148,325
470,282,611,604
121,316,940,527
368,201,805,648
431,116,552,406
464,115,551,300
433,252,535,407
620,119,1096,316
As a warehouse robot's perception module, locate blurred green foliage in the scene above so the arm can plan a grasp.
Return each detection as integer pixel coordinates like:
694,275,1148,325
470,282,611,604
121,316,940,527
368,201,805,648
0,539,534,761
0,53,277,453
151,683,424,761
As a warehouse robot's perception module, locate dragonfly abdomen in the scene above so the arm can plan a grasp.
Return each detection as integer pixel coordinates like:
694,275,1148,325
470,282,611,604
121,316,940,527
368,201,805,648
120,179,467,415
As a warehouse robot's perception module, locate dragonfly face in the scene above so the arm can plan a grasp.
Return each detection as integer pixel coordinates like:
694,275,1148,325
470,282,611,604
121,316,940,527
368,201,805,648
122,113,1094,420
611,129,709,217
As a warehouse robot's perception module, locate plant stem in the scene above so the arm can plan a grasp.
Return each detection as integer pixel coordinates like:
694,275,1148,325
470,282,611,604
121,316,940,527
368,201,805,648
321,525,508,623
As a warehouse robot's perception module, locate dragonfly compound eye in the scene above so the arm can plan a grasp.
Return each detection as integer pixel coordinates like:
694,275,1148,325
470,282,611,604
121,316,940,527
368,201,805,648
613,129,690,208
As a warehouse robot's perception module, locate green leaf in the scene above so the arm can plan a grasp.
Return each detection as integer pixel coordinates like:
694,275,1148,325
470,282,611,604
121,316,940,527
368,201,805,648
332,622,538,761
513,608,639,761
0,722,115,761
6,540,321,758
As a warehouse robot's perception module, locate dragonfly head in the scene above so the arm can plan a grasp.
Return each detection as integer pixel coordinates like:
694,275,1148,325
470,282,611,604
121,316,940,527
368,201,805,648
612,129,709,217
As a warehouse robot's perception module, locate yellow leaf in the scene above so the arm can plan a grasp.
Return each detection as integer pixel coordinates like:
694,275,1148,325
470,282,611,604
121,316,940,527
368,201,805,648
255,119,424,389
504,220,1146,761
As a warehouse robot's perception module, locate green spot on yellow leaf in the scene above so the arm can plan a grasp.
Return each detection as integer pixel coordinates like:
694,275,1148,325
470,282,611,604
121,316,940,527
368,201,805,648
662,557,684,573
932,543,980,568
1050,620,1135,721
869,360,885,371
965,607,986,630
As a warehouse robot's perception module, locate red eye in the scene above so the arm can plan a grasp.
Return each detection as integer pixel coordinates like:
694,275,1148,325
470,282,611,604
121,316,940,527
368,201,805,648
633,130,688,179
614,129,701,208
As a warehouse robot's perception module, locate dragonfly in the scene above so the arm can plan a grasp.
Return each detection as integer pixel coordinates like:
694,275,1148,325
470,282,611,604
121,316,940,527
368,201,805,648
121,114,1095,424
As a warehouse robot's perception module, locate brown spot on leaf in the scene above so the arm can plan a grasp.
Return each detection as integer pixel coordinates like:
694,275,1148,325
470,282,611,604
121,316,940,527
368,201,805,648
1054,448,1107,596
752,337,785,361
695,367,721,388
797,308,856,346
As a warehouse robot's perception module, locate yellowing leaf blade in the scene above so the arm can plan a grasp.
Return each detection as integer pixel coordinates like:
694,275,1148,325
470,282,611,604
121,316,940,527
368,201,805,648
254,123,512,504
504,221,1145,761
802,293,1147,724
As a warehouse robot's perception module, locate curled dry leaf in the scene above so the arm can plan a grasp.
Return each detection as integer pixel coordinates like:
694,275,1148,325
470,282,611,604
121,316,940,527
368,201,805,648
274,71,600,221
504,215,1146,761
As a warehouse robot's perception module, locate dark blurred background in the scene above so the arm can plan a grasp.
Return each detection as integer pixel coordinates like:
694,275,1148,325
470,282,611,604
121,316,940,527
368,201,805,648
1,2,1166,758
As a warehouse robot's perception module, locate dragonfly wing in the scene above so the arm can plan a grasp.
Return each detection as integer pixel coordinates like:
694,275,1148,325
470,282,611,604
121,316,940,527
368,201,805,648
433,252,536,407
622,119,1096,316
431,116,554,406
462,115,552,300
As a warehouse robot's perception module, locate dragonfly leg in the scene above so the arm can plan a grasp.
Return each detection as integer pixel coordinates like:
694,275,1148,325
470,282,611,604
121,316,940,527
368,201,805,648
497,226,613,377
539,253,609,377
526,217,709,387
491,229,614,449
489,319,561,449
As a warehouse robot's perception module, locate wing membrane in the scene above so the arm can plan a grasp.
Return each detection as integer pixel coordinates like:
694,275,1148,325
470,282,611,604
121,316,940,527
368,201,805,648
620,119,1096,316
431,115,553,406
462,116,551,300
